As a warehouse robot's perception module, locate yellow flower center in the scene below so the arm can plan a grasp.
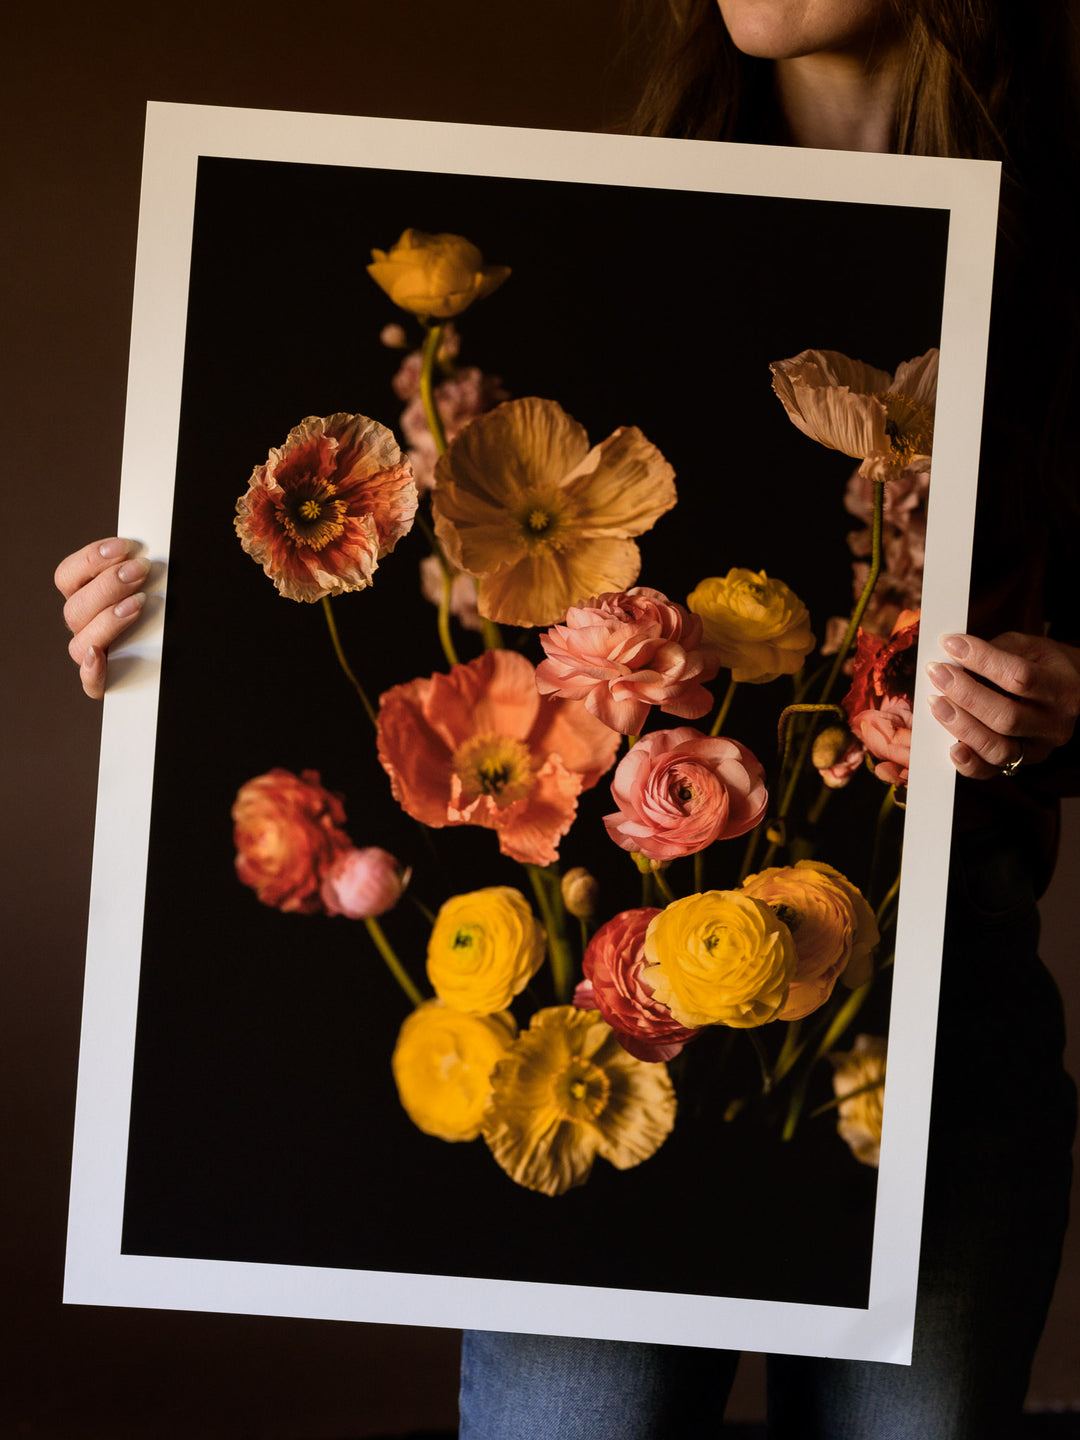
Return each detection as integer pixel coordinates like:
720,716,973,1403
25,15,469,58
280,478,349,550
453,733,535,808
516,491,569,551
882,390,933,467
554,1057,611,1123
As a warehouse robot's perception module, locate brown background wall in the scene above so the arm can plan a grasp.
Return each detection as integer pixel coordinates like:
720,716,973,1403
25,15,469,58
4,2,1076,1433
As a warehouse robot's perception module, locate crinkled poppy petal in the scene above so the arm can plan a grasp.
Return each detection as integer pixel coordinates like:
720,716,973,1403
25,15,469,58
562,427,677,538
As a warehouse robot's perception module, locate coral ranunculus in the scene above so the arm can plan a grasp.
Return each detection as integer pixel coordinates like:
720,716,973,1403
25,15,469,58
536,588,721,734
232,768,352,914
320,846,410,919
577,908,701,1062
770,348,938,480
604,727,767,862
427,886,546,1015
392,1000,518,1142
377,649,620,866
687,569,815,684
741,861,878,1021
481,1006,676,1196
643,890,796,1029
830,1034,887,1167
367,229,511,320
235,413,417,602
842,608,920,785
432,397,677,627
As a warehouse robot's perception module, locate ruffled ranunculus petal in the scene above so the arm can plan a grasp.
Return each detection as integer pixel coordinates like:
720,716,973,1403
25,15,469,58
427,886,545,1015
579,908,701,1063
232,768,352,914
392,1001,518,1142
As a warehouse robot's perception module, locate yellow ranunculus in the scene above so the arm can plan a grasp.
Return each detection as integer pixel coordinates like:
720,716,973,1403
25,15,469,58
687,569,814,683
829,1033,886,1167
427,886,545,1014
481,1006,676,1196
741,860,878,1021
392,1000,517,1142
642,890,796,1029
367,229,511,320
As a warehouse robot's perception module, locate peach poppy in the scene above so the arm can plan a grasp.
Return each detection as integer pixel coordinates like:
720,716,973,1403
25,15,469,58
432,397,677,627
235,413,417,602
376,649,620,866
770,349,937,480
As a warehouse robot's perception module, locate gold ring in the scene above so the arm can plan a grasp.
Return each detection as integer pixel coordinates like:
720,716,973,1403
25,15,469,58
1000,742,1025,778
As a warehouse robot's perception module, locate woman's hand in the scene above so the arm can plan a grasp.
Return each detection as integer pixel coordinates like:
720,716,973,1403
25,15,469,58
55,538,149,700
926,631,1080,780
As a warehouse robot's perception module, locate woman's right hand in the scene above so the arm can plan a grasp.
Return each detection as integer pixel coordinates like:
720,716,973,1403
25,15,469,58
55,538,149,700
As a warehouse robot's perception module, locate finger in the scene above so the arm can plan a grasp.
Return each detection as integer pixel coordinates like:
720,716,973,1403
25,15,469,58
925,660,1048,742
67,591,146,667
62,555,150,637
939,631,1071,707
926,692,1051,778
80,645,108,701
54,538,137,599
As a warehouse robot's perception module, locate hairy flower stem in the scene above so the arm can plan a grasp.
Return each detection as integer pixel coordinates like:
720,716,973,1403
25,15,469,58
364,916,424,1008
419,324,450,454
772,480,887,839
526,864,575,1004
709,678,738,738
321,597,377,725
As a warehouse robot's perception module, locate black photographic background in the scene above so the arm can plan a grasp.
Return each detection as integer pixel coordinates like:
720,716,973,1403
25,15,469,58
120,154,948,1312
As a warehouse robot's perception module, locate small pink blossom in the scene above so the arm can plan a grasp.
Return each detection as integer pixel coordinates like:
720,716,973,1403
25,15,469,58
536,588,721,735
320,846,410,919
849,697,913,786
419,555,482,632
400,366,509,491
575,907,700,1062
604,727,768,862
816,735,866,789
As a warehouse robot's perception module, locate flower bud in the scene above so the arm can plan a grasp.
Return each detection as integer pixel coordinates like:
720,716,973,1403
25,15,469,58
320,846,410,919
380,322,409,349
561,866,599,920
812,726,851,770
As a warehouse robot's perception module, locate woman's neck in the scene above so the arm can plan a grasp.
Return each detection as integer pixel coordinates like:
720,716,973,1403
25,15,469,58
775,45,904,154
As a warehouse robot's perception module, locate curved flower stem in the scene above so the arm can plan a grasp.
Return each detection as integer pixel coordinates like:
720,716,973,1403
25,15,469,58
808,1076,884,1119
407,893,437,927
772,1019,804,1085
746,1029,773,1095
875,870,902,929
364,916,424,1008
437,568,461,669
321,597,376,726
653,868,678,906
709,678,738,738
771,480,887,833
419,323,449,455
526,864,575,1004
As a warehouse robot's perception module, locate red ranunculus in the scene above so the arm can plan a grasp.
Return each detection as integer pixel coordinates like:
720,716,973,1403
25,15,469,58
575,907,700,1063
232,768,352,913
842,608,919,785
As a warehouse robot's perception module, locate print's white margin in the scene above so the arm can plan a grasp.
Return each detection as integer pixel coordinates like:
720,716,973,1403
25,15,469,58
65,101,1001,1365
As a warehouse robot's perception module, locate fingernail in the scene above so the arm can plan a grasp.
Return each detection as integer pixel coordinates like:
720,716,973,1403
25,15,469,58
118,559,149,584
114,592,146,618
926,662,955,690
941,634,969,659
928,693,956,722
99,538,130,560
81,645,98,668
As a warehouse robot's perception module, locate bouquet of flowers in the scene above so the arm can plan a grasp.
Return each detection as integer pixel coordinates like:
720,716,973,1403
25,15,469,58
229,227,935,1196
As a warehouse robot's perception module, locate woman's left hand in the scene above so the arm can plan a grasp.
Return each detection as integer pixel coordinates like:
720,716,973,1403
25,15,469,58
926,632,1080,780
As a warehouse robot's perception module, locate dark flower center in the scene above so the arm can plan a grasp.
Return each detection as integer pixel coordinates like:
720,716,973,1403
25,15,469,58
279,477,349,551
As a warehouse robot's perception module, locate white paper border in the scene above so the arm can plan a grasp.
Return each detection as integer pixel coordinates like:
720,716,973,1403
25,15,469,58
65,101,1000,1364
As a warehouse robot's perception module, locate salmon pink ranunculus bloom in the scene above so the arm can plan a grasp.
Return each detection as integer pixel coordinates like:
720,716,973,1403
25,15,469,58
432,397,677,628
574,907,701,1063
232,768,352,914
376,650,620,866
235,413,417,602
320,846,410,919
536,587,720,735
604,727,767,862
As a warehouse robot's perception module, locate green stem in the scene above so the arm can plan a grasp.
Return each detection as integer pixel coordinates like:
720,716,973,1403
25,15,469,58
654,868,678,906
364,916,424,1008
321,597,376,725
808,1076,884,1119
875,871,902,928
772,1019,804,1085
526,864,575,1004
437,565,460,669
419,324,449,455
480,617,503,650
709,678,738,738
746,1029,773,1095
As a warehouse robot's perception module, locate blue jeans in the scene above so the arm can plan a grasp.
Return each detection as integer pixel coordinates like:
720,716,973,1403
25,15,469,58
459,833,1075,1438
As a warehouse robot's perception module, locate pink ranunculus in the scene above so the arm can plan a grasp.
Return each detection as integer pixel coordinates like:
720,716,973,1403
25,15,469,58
320,846,410,919
535,587,721,735
232,768,352,914
849,696,913,786
604,727,768,862
377,649,620,867
576,907,701,1062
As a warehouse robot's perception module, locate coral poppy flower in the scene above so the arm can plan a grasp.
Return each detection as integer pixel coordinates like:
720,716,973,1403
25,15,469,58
432,397,677,627
235,413,417,602
376,649,620,866
770,349,938,480
481,1006,676,1196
